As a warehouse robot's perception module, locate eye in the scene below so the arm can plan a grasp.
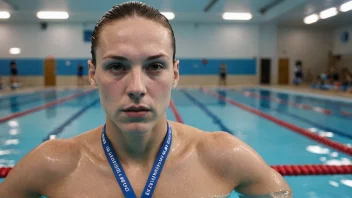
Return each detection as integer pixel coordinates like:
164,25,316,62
145,63,165,72
108,63,127,73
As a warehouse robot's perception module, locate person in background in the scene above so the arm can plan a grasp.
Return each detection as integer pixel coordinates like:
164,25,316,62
219,63,227,87
330,67,341,90
77,63,84,88
318,71,328,90
293,61,303,85
326,67,338,86
342,71,352,92
9,60,19,90
0,77,3,90
332,68,340,83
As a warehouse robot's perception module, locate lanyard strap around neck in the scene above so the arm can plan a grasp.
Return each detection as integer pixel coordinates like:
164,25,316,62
102,123,172,198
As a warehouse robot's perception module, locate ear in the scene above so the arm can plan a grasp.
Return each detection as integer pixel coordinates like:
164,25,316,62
172,60,180,88
88,60,97,88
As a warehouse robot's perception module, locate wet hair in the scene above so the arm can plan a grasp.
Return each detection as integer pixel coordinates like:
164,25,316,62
90,1,176,65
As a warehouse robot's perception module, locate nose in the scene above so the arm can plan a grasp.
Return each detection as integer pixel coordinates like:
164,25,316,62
126,67,146,101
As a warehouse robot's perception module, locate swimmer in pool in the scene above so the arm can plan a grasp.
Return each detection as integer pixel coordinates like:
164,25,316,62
0,2,291,198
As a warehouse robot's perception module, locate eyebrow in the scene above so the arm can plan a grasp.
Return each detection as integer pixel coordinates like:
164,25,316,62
146,54,169,61
103,54,169,61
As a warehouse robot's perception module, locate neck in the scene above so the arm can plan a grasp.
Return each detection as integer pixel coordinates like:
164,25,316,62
104,117,169,166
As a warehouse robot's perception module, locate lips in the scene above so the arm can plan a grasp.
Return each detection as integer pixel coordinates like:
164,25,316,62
122,106,150,118
122,106,150,112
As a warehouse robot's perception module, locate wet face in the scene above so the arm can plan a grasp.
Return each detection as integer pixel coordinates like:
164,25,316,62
88,17,179,133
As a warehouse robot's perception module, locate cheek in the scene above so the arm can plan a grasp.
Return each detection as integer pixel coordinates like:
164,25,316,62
149,78,173,105
96,73,122,102
103,83,124,103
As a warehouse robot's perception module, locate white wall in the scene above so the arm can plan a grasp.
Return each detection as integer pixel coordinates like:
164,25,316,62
0,22,338,86
333,26,352,55
0,22,259,59
172,23,259,58
0,22,260,86
333,26,352,72
258,24,278,84
0,23,91,58
277,27,332,83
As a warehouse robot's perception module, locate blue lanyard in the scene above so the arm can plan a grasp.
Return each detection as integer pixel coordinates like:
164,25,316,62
101,122,172,198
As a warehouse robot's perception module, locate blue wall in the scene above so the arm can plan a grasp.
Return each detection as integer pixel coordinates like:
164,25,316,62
56,59,88,76
0,59,44,75
179,59,256,75
0,58,256,76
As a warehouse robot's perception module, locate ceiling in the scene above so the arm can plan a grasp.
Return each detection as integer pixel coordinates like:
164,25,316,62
0,0,351,28
276,0,352,28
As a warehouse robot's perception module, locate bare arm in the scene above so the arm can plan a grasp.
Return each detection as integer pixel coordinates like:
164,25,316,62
238,191,292,198
202,132,292,198
0,139,80,198
230,138,292,197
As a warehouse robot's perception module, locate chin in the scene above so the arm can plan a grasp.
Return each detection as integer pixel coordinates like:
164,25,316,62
118,121,154,134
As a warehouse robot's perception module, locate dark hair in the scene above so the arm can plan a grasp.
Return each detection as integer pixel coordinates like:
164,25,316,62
90,1,176,65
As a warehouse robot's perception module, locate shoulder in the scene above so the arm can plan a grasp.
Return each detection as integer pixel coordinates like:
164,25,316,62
18,138,82,178
169,121,244,171
193,130,291,194
195,130,274,185
168,122,267,174
0,137,83,193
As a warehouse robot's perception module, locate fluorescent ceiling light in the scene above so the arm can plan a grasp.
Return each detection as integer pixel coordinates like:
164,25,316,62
319,7,338,19
37,11,69,19
160,12,175,20
0,11,10,19
222,12,252,20
340,1,352,12
304,14,319,24
9,48,21,55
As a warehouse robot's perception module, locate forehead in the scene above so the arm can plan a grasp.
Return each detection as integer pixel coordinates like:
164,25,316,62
97,18,172,59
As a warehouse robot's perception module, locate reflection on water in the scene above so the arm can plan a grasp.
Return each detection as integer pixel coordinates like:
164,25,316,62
259,90,271,109
49,135,56,140
307,128,318,133
318,132,334,138
9,129,19,136
307,128,334,138
320,157,327,161
0,149,19,156
10,96,20,113
329,181,339,187
307,145,352,165
306,145,330,154
45,91,57,118
8,120,18,128
216,89,226,106
325,158,351,165
0,159,15,167
341,180,352,188
277,93,289,111
293,95,304,104
330,152,338,158
4,139,19,146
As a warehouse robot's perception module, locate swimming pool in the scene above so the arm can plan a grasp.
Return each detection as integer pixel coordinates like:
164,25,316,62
0,87,351,197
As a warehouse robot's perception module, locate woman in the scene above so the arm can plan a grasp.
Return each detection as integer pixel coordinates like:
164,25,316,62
0,2,291,197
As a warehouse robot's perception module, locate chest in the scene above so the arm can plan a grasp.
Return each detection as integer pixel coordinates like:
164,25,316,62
41,154,233,198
